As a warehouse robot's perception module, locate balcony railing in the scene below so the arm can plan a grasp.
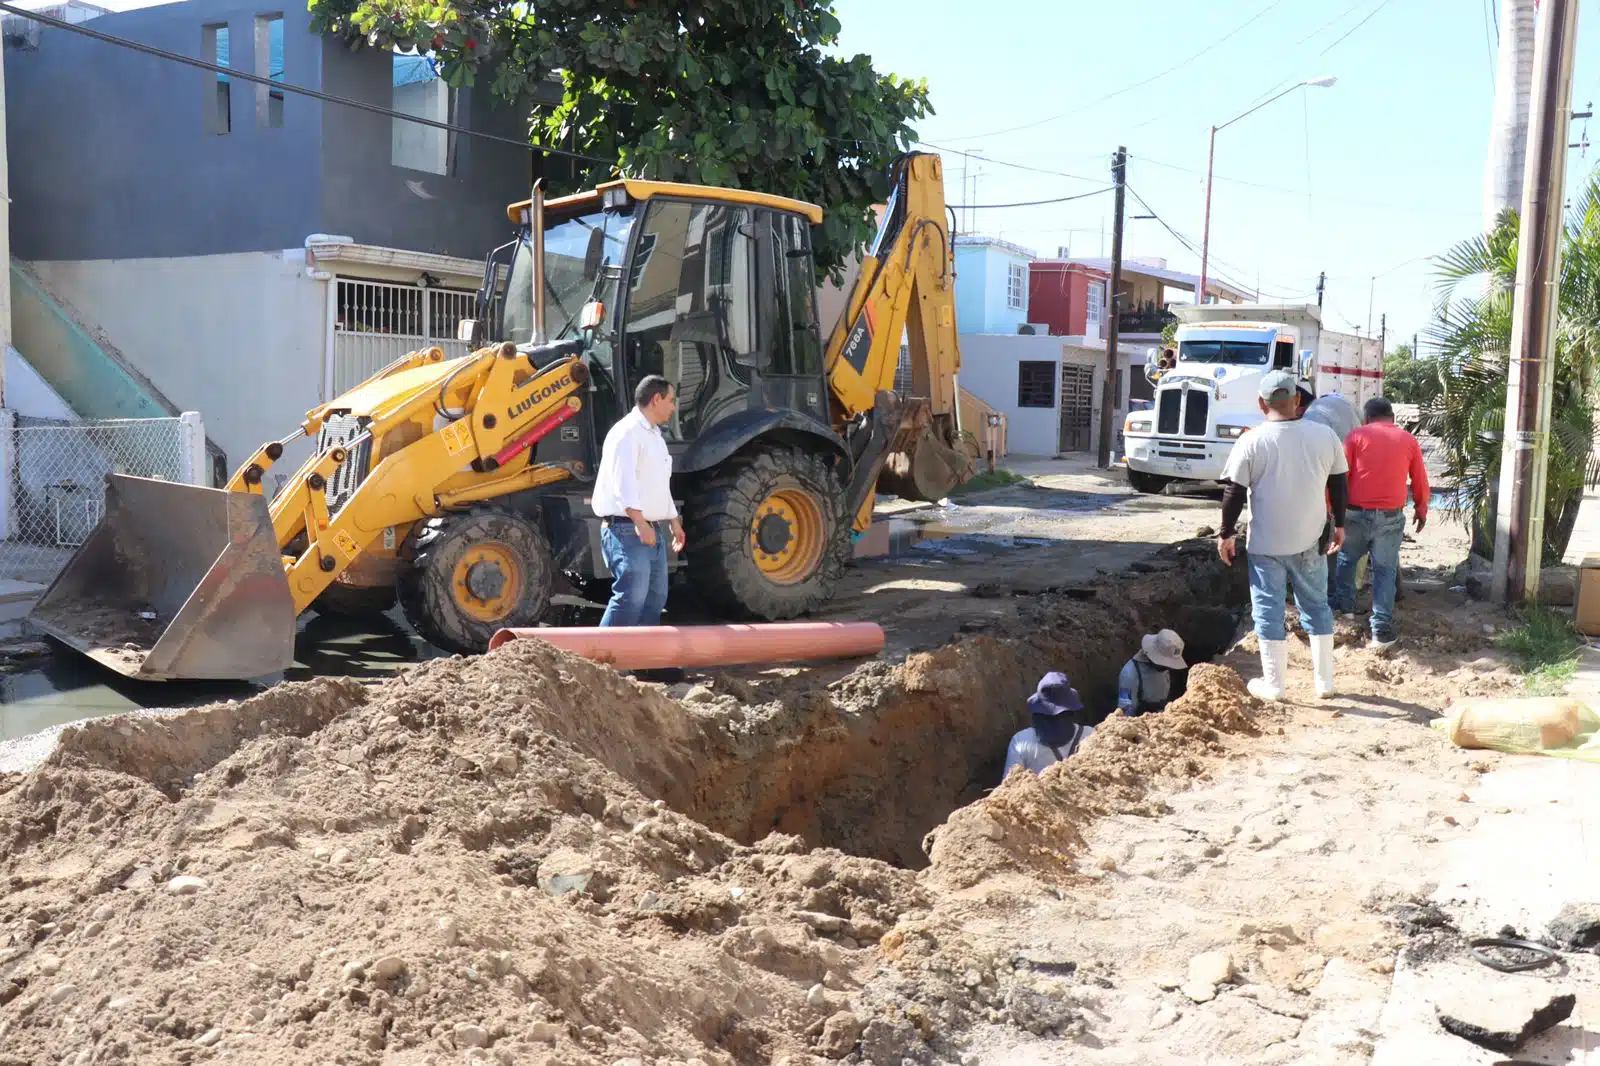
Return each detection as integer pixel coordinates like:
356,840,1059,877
1117,309,1177,335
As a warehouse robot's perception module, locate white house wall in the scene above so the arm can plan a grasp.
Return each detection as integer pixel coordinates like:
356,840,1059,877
29,251,326,473
958,334,1067,455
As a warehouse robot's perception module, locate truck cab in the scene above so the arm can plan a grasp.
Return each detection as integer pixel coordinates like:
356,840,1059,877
1121,320,1310,492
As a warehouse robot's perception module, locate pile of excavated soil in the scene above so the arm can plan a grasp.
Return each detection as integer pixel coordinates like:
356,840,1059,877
0,539,1261,1065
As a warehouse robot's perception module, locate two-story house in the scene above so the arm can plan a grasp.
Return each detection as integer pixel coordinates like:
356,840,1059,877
4,0,548,475
953,237,1142,457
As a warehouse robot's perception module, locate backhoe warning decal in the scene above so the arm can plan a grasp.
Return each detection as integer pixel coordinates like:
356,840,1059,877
842,319,873,374
333,529,359,559
441,420,472,456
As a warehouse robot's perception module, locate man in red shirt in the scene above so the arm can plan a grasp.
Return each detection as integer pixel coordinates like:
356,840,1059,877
1331,397,1430,649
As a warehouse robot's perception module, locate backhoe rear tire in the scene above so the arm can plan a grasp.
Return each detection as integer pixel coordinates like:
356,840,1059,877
398,508,554,655
684,445,849,620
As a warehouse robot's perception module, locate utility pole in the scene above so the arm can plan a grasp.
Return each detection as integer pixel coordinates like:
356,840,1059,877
1316,271,1326,311
1379,313,1387,354
1098,146,1127,470
1493,0,1580,604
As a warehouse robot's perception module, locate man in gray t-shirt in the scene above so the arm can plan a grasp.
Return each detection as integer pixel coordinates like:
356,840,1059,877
1218,371,1350,702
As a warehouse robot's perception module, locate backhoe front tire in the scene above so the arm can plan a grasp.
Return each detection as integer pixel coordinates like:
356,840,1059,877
398,508,554,655
684,446,849,620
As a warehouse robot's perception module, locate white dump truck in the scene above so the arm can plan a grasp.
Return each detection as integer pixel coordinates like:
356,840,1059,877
1121,303,1383,493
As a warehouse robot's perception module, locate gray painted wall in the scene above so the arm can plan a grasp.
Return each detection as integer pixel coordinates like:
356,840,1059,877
6,0,325,260
319,44,531,262
7,0,532,263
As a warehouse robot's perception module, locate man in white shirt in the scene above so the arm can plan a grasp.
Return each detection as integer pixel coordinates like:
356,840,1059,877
1217,370,1349,702
590,375,686,628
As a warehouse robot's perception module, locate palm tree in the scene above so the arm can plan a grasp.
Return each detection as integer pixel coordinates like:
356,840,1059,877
1425,169,1600,565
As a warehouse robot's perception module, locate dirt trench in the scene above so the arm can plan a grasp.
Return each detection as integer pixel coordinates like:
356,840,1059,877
682,538,1247,868
0,537,1252,1066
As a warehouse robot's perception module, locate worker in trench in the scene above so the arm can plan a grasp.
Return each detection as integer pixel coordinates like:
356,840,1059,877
1113,629,1188,717
1217,370,1349,702
1003,672,1096,776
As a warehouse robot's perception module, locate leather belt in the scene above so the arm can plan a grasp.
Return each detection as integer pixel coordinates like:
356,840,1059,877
1348,505,1403,514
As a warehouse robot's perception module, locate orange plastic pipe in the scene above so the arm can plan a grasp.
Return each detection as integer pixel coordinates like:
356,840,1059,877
486,621,885,669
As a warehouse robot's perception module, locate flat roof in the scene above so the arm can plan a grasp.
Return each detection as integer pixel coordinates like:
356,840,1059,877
509,179,823,224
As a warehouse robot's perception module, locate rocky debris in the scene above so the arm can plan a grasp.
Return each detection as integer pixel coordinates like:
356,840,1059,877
818,1010,863,1058
1545,902,1600,951
164,875,207,895
1189,949,1234,986
1391,901,1456,936
1435,986,1575,1052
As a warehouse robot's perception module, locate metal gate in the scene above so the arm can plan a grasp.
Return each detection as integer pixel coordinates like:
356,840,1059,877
331,278,480,395
1058,363,1095,453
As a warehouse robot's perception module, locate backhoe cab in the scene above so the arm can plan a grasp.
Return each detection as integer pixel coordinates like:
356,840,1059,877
31,153,972,681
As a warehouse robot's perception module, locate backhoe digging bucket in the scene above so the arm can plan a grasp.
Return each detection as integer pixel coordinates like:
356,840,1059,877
28,475,297,681
878,421,979,502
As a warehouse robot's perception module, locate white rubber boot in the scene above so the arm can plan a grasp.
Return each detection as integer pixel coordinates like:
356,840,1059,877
1311,633,1336,699
1247,639,1288,702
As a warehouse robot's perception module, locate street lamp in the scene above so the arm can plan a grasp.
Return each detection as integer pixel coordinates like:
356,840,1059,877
1197,76,1337,304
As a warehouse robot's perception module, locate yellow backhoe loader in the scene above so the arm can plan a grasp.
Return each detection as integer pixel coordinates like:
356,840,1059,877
29,152,975,680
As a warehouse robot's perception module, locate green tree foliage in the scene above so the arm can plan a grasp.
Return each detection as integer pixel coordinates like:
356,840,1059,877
1381,343,1445,407
1426,175,1600,565
306,0,931,280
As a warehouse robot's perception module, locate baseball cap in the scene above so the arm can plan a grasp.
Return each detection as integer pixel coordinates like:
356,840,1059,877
1258,370,1297,401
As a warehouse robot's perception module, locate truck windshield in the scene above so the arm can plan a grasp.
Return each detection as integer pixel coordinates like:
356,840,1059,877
502,208,636,348
1179,340,1270,365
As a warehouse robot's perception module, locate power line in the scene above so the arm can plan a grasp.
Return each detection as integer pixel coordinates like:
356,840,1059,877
1125,185,1312,301
938,0,1293,142
0,0,618,167
948,188,1114,210
1314,0,1399,57
1482,0,1499,79
1129,151,1480,218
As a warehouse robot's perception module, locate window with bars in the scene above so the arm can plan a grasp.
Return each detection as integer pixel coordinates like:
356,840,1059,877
1007,261,1026,310
1017,360,1056,408
1086,281,1105,334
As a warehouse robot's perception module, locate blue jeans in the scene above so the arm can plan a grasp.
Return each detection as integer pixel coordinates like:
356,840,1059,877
1247,545,1334,641
1332,508,1406,640
599,521,670,627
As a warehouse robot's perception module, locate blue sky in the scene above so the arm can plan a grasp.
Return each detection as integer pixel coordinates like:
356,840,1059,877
834,0,1600,349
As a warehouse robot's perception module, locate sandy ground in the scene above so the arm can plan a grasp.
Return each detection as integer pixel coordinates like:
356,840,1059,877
949,516,1600,1065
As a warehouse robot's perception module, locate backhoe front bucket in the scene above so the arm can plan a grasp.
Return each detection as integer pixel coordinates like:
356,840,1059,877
28,475,297,681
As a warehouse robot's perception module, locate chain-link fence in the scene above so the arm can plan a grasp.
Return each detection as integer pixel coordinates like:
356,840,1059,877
0,412,207,587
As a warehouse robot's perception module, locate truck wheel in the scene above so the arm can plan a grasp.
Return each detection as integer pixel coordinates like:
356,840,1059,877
685,446,849,620
313,582,397,618
398,508,554,654
1127,468,1171,495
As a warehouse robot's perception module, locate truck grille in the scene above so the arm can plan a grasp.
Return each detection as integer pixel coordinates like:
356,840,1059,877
1183,390,1209,436
316,414,374,516
1157,389,1210,438
1157,390,1181,435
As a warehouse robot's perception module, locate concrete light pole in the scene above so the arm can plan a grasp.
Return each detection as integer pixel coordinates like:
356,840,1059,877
1198,76,1336,304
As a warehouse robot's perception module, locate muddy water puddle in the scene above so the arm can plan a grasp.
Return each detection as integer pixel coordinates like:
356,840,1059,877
0,610,443,755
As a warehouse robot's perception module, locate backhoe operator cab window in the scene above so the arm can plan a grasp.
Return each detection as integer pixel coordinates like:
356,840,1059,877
622,199,758,441
618,198,825,442
501,205,636,365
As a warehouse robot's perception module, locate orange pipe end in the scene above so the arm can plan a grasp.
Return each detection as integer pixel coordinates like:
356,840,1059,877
486,621,885,671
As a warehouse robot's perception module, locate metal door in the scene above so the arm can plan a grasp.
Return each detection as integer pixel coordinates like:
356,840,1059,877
1058,362,1095,453
331,279,480,395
